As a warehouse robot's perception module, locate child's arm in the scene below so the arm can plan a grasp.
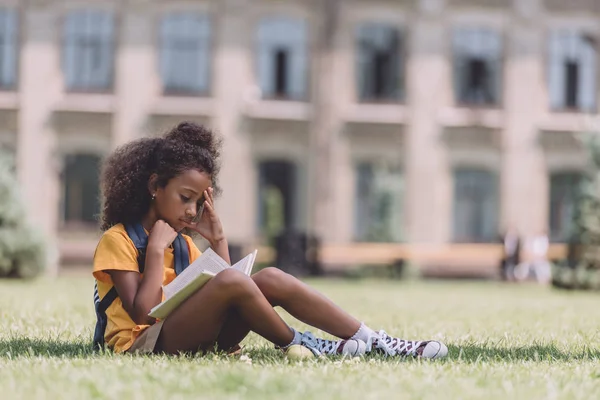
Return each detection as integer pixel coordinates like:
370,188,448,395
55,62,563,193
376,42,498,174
210,237,230,265
185,188,231,264
110,220,177,325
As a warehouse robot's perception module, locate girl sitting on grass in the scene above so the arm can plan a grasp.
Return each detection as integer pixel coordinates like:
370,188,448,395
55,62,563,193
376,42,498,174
92,122,448,359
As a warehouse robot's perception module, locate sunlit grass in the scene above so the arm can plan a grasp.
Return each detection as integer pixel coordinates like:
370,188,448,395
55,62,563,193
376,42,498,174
1,276,599,399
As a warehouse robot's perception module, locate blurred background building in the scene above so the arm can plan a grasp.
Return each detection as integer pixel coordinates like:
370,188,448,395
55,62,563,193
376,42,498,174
0,0,597,275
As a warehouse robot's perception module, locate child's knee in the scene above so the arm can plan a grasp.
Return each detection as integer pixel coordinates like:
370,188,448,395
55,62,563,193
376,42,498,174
252,267,289,299
213,268,251,292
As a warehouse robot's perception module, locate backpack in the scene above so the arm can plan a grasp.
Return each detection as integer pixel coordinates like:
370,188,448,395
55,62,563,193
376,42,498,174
92,223,190,351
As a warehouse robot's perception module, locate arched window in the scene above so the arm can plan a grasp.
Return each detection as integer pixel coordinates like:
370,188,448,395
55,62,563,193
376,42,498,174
63,153,101,225
354,162,404,242
257,160,297,240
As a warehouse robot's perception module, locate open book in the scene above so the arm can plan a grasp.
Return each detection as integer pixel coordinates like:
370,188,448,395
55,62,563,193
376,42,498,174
148,248,258,319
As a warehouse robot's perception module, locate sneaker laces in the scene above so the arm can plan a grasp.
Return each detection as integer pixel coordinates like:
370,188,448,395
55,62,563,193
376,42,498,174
281,330,353,357
294,331,347,356
366,330,424,357
313,337,344,355
297,331,322,357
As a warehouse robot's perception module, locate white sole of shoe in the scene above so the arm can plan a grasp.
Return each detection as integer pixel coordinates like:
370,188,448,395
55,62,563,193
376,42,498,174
339,339,367,357
421,341,448,359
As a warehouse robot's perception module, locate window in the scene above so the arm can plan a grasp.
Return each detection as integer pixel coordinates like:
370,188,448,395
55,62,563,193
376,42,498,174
549,172,581,242
548,31,596,111
355,23,402,101
0,144,15,172
354,162,404,242
257,17,307,100
160,13,211,94
453,169,498,242
453,28,502,105
0,9,17,89
258,161,297,240
63,154,101,224
63,10,114,91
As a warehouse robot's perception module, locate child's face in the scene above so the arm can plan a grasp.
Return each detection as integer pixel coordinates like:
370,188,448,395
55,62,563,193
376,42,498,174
153,169,212,232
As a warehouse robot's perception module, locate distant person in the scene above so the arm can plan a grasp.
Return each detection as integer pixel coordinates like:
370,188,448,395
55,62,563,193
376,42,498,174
92,122,447,359
530,230,551,284
500,227,520,281
514,230,551,284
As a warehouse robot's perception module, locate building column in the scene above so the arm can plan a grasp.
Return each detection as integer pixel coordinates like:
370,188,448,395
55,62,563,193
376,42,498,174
112,6,156,147
308,1,343,242
502,1,546,237
405,4,450,244
212,0,255,246
18,6,62,276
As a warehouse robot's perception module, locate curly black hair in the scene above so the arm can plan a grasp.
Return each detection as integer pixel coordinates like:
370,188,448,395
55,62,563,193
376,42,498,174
99,122,222,231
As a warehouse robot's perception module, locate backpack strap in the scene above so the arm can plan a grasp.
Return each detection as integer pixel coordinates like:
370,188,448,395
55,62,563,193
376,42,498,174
93,281,118,350
125,223,149,273
173,234,190,275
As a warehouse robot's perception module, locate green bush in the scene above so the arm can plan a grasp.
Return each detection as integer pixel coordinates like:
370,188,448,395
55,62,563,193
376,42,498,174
550,130,600,290
0,150,45,279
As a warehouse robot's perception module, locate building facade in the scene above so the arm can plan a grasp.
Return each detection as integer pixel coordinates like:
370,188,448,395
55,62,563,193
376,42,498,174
0,0,596,273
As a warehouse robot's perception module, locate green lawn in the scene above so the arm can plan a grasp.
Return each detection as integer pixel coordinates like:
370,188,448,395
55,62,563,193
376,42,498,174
1,275,600,399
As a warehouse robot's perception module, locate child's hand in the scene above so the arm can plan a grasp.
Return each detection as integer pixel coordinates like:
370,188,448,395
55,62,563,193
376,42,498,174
185,187,225,246
147,220,178,251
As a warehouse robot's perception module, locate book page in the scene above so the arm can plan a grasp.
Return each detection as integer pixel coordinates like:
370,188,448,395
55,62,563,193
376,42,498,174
231,249,258,276
231,253,251,275
247,250,257,275
163,248,229,299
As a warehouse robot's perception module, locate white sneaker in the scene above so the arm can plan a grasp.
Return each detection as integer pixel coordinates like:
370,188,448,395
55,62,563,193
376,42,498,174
284,331,367,357
313,335,366,357
366,330,448,359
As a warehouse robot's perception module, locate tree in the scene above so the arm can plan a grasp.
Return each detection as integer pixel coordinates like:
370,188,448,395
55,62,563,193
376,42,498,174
552,131,600,289
0,149,46,278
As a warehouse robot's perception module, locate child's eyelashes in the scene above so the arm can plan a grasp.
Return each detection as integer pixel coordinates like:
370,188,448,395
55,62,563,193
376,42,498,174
180,194,205,206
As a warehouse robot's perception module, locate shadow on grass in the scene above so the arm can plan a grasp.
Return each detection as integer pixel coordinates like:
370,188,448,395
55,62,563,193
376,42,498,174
450,342,600,363
0,337,286,361
0,337,94,358
2,337,600,363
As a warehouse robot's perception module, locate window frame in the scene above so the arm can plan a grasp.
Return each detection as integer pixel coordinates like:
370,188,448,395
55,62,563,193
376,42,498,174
255,16,308,101
452,27,503,108
547,30,597,113
452,168,499,243
354,22,404,104
158,12,212,96
0,8,18,91
62,9,116,93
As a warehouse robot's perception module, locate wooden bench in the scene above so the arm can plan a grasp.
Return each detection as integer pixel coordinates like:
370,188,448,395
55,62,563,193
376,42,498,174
251,242,570,278
58,233,569,279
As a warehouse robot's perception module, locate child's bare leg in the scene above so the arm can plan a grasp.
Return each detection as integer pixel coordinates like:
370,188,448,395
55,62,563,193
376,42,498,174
215,310,249,352
214,268,448,360
252,268,361,338
155,269,293,354
215,267,360,351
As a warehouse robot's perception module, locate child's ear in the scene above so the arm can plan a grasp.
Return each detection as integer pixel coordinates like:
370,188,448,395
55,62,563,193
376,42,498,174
147,173,159,197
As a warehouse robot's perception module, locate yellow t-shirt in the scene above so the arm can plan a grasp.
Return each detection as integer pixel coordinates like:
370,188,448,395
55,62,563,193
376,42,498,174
92,223,202,353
